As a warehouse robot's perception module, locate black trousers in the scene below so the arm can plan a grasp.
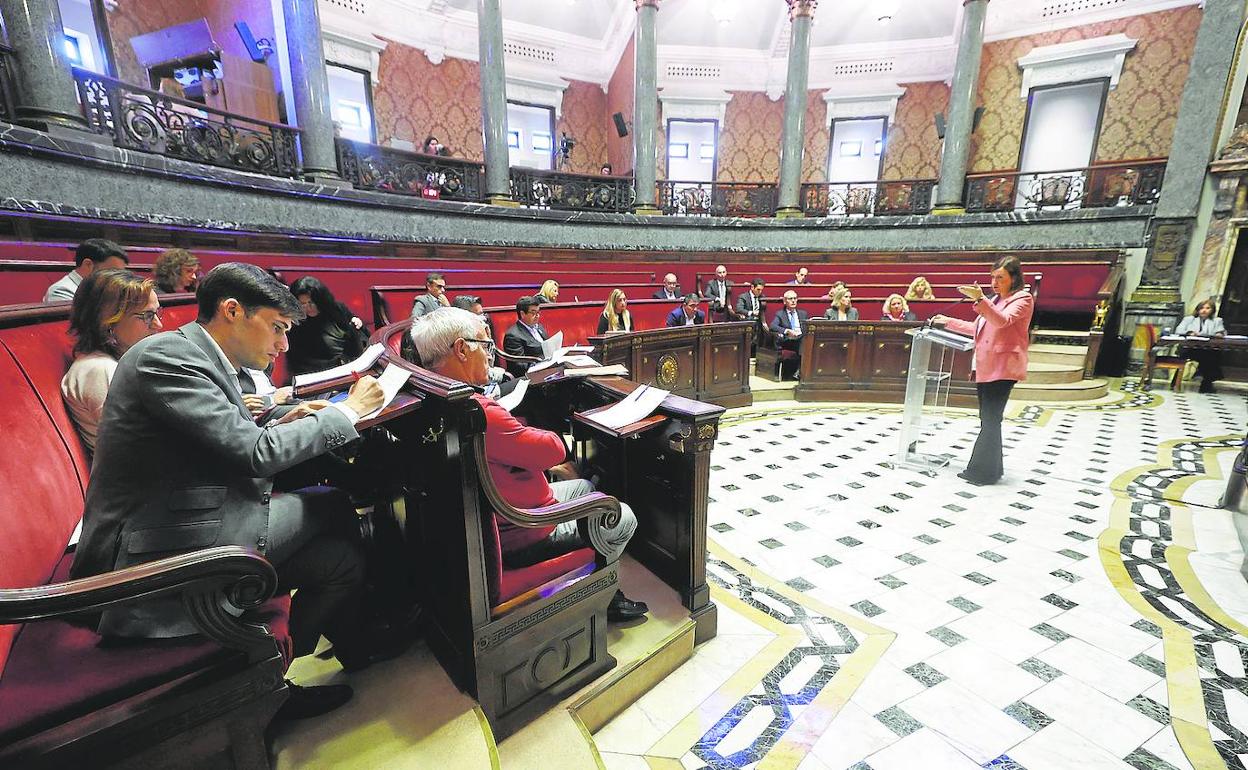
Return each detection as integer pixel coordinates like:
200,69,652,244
965,380,1015,483
1189,349,1223,392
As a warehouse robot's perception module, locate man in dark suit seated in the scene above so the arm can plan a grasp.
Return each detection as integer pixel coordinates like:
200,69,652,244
736,278,767,355
665,294,706,327
70,263,403,721
410,272,449,318
786,267,810,285
502,296,547,376
769,290,809,379
702,264,736,321
410,307,648,622
652,273,681,300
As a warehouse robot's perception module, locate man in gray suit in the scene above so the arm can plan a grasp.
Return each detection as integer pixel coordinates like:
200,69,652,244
702,264,736,321
72,263,387,719
410,272,450,317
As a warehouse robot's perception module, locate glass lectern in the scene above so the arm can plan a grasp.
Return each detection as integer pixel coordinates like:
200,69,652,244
892,325,975,475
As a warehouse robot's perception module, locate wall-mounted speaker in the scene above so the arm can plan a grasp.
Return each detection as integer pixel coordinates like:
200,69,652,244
613,112,629,138
972,106,986,133
235,21,268,63
934,112,946,140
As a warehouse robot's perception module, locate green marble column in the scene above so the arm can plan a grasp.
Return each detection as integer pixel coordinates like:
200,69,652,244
932,0,990,214
0,0,91,134
632,0,660,215
281,0,340,182
478,0,515,205
776,0,816,218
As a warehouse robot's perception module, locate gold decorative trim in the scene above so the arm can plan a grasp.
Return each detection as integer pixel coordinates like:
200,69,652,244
473,707,504,770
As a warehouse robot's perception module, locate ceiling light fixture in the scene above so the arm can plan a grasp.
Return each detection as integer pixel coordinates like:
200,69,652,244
710,0,736,25
877,0,899,23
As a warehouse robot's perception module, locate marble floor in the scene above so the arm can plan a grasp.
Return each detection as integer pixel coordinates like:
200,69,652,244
596,380,1248,770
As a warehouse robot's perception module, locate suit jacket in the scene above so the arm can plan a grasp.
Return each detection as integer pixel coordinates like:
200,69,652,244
71,322,357,638
1174,315,1225,337
665,308,706,327
703,279,733,312
882,311,919,322
943,289,1034,383
770,308,809,338
503,320,547,376
823,307,860,321
652,288,681,300
736,291,766,321
410,292,444,318
597,312,632,334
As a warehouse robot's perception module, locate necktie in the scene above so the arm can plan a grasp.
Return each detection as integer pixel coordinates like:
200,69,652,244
789,311,797,331
237,369,256,395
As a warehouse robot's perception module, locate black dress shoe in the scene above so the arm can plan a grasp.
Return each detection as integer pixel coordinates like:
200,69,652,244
335,628,415,673
274,681,353,721
607,590,649,623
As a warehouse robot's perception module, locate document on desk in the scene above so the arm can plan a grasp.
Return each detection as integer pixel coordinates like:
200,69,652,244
540,331,564,360
559,364,628,378
293,343,385,389
495,377,529,411
582,384,669,431
360,362,411,420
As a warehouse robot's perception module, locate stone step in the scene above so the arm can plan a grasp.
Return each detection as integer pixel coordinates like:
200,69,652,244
1025,361,1085,384
1013,378,1109,402
1029,343,1088,365
1034,329,1091,345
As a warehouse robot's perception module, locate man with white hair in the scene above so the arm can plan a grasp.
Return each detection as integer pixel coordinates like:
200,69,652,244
702,264,735,321
410,307,649,622
652,273,680,300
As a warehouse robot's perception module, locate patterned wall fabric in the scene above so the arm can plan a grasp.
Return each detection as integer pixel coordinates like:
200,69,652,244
557,80,610,174
881,81,950,180
970,5,1201,172
717,92,784,182
606,38,636,174
373,43,484,162
803,91,829,183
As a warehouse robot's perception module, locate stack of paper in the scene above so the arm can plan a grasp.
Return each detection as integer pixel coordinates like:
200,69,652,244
360,362,411,420
580,384,669,431
495,378,529,411
529,331,602,372
558,364,628,378
292,343,385,389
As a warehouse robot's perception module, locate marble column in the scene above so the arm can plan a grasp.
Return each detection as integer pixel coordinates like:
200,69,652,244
932,0,990,214
775,0,816,218
0,0,91,135
281,0,340,182
478,0,514,205
632,0,661,215
1124,0,1246,367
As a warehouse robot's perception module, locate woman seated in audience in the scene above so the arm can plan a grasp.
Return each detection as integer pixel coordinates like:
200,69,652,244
535,279,560,304
286,276,367,377
1174,298,1227,393
905,276,935,300
882,293,918,322
61,269,163,453
824,286,859,321
152,248,200,294
823,280,847,301
598,289,632,333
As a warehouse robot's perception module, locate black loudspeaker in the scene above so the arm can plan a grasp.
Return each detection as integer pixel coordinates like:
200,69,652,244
972,106,986,133
934,112,946,140
613,112,629,138
235,21,266,63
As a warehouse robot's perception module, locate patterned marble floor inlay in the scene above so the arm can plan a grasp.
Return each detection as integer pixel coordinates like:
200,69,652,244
597,383,1248,770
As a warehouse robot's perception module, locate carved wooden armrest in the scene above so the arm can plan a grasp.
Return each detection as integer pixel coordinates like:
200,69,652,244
0,546,279,654
495,348,541,367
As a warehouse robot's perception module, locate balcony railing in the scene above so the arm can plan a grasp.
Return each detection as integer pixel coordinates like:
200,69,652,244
657,181,778,217
336,138,484,201
965,160,1166,213
71,68,300,178
800,178,936,217
509,167,634,212
0,43,17,124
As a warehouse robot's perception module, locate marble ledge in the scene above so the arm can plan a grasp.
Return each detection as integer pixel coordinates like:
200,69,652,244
0,121,1156,232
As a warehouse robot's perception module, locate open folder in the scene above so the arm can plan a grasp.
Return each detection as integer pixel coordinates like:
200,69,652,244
577,384,669,431
292,343,385,389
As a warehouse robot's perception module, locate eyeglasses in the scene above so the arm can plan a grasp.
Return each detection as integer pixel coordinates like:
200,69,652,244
431,283,447,290
132,308,163,327
464,337,496,360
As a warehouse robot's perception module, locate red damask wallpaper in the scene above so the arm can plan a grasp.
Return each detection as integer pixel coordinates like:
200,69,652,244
557,80,609,175
717,92,783,182
881,81,950,180
606,39,636,174
803,91,829,183
373,43,484,161
971,5,1201,172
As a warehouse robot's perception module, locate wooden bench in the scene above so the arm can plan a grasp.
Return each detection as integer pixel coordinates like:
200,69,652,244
372,285,665,327
0,298,292,769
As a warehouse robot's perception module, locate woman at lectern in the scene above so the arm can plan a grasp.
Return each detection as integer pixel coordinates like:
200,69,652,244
931,256,1034,486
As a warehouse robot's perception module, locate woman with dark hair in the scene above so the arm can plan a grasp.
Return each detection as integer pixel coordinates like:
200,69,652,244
286,276,367,377
152,248,200,293
61,269,163,452
1175,297,1226,393
931,255,1034,486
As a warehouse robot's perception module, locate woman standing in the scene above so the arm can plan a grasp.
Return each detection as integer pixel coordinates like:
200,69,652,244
287,276,367,377
823,287,859,321
62,269,163,453
1175,298,1226,393
932,256,1034,486
598,289,632,333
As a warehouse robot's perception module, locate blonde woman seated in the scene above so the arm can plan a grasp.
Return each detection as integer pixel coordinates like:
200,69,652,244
882,293,918,322
534,279,560,305
905,276,935,300
824,287,859,321
598,289,632,333
61,269,163,453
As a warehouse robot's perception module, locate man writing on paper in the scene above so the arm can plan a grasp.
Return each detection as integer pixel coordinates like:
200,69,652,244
72,263,404,721
410,307,649,623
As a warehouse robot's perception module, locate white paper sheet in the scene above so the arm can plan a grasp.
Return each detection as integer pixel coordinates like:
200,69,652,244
495,377,529,412
582,384,669,431
292,343,385,389
360,362,411,420
540,331,564,360
558,364,628,378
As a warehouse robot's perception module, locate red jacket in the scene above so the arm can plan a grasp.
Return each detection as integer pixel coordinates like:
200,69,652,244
944,289,1034,383
473,394,567,552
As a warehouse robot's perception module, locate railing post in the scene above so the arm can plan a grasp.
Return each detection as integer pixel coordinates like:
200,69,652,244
632,0,661,215
280,0,340,183
932,0,990,215
0,0,99,140
477,0,515,206
776,0,817,218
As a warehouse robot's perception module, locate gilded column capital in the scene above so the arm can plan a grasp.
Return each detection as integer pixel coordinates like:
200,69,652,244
787,0,817,20
635,0,660,10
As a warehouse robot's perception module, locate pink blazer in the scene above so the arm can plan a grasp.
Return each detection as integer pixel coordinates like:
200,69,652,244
943,289,1034,383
